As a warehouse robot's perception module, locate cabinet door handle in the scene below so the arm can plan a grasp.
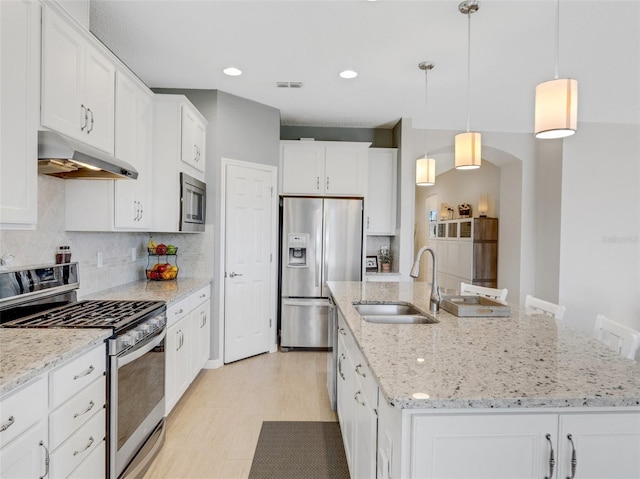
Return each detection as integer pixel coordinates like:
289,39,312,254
355,364,366,377
338,353,345,381
544,433,555,479
200,312,207,328
87,108,94,133
326,176,330,190
73,436,94,456
39,441,50,479
0,415,15,432
80,104,88,131
73,400,95,418
367,216,370,229
566,434,577,479
316,176,320,190
73,365,95,380
229,272,243,278
354,390,365,406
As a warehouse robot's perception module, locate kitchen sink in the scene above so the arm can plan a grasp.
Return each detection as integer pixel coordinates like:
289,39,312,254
352,302,438,324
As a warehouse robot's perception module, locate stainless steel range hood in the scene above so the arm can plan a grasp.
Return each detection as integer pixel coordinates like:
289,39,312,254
38,131,138,180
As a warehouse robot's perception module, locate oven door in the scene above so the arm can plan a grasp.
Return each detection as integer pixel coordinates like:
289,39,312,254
109,328,166,479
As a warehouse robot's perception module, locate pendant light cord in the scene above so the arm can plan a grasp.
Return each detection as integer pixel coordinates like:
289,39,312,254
466,8,472,133
424,68,429,158
554,0,560,79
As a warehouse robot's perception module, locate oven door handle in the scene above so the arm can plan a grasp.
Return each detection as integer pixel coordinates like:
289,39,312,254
116,328,166,368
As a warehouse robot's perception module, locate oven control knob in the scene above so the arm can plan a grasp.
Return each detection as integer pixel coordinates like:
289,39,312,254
122,333,135,347
139,324,151,334
132,329,144,342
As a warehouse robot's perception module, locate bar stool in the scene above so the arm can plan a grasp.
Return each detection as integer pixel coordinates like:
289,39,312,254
594,314,640,361
524,295,566,320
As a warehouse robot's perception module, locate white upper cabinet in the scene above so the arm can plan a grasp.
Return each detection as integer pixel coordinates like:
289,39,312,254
64,72,154,232
0,0,40,229
181,104,206,173
41,5,115,154
152,94,207,232
366,148,397,235
280,141,369,196
114,72,153,229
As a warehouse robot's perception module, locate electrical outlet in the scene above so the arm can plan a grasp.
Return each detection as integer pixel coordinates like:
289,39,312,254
97,252,103,268
131,247,136,261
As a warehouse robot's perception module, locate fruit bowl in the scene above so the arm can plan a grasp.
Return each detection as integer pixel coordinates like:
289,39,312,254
146,266,179,281
147,246,178,255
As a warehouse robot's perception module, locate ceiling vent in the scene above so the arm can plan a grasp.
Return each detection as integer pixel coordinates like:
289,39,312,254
276,81,303,88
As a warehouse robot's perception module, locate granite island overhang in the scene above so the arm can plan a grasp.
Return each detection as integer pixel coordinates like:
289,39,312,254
327,281,640,410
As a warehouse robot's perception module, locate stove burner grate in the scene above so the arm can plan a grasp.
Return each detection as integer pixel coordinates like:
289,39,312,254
1,299,165,331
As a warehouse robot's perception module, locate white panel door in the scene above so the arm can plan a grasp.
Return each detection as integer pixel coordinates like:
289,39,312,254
224,163,274,363
411,413,557,479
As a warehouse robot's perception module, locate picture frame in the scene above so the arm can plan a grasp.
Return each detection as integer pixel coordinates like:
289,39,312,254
366,255,378,272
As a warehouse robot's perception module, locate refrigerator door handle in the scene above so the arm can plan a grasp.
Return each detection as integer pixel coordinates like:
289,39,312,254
315,208,322,288
282,298,330,307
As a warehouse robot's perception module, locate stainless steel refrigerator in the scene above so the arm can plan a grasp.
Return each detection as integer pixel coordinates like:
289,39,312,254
279,197,362,350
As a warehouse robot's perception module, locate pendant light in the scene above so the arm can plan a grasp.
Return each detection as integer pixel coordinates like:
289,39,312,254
534,0,578,139
455,1,481,170
416,62,436,186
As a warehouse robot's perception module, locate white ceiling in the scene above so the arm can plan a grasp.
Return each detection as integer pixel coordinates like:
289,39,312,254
89,0,640,132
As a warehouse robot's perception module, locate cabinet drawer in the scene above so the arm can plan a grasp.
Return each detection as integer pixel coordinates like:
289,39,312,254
192,285,211,306
353,357,378,409
50,408,105,479
166,296,190,327
49,377,105,450
50,345,106,409
67,439,105,479
0,377,47,448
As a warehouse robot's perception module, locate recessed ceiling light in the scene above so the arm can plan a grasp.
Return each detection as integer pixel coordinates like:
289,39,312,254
339,70,358,79
223,67,242,76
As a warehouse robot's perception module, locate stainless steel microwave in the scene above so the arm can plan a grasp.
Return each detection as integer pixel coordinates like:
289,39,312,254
180,172,206,232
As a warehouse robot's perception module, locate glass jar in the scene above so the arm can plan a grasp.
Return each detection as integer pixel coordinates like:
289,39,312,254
55,246,72,264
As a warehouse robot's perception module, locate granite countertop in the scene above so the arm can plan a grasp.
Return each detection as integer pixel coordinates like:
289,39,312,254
327,281,640,410
0,329,111,396
85,277,212,305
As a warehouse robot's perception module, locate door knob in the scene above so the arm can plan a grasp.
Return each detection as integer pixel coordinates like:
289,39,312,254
229,272,243,278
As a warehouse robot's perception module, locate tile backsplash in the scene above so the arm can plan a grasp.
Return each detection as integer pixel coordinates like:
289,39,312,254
0,175,212,298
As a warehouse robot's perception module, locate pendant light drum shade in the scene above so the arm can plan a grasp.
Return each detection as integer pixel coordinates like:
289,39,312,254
416,157,436,185
535,78,578,139
454,132,481,169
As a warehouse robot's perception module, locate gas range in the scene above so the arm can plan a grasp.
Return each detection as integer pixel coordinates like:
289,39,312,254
0,263,166,347
0,262,168,479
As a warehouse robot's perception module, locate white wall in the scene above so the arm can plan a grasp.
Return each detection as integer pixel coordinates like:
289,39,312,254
535,139,563,302
559,122,640,332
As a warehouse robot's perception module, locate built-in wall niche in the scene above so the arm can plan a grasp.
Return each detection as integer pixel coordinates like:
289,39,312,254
365,235,398,272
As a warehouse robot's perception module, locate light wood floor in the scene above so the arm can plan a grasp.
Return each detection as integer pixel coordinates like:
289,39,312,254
143,351,337,479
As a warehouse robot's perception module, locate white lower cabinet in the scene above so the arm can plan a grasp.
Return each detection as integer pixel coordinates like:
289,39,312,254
0,422,48,478
336,312,378,478
165,285,212,415
557,413,640,479
0,343,107,479
377,404,640,479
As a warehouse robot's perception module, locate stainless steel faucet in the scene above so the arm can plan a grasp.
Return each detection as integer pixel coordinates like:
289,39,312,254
410,246,441,313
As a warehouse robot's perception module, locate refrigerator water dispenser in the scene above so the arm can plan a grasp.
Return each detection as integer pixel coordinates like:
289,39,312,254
287,233,309,267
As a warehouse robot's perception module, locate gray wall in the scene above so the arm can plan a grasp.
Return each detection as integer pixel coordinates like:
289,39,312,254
281,125,393,147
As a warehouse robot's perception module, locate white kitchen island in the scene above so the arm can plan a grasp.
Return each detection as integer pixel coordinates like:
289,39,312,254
327,281,640,479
